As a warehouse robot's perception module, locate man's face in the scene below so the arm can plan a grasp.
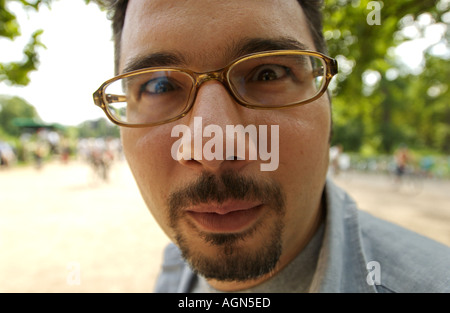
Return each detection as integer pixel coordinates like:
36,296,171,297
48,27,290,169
120,0,331,290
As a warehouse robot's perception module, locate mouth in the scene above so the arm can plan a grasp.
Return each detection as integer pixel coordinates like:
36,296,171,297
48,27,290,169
185,200,264,233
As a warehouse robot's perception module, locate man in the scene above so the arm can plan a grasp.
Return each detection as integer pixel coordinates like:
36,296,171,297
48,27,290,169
93,0,450,292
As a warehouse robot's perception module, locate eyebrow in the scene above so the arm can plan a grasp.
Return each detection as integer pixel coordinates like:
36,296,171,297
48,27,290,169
121,37,311,74
122,52,187,74
229,37,311,60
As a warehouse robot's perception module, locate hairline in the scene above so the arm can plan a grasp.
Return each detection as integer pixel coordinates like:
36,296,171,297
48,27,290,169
106,0,327,76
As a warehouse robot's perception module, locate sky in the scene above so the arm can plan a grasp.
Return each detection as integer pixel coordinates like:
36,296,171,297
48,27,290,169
0,1,448,126
0,1,115,126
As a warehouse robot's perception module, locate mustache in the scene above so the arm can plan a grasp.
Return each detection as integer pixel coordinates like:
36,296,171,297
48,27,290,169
168,170,285,214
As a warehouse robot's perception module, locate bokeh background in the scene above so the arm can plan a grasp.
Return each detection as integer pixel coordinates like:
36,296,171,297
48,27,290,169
0,0,449,292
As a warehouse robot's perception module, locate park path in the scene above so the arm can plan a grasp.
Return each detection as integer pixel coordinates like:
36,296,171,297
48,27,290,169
0,161,449,292
333,170,450,247
0,160,170,293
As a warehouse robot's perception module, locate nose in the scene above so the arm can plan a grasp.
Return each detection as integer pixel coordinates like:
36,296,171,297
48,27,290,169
175,81,257,173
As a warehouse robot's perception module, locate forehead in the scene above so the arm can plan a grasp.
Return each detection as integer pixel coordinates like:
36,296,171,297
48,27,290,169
120,0,314,72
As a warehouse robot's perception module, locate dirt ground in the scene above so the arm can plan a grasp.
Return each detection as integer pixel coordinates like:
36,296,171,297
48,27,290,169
1,160,449,293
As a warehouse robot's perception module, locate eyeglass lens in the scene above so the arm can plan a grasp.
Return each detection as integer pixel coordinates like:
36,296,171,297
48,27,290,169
103,54,327,125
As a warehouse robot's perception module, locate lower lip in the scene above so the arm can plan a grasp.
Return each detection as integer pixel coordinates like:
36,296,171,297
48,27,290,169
187,205,263,233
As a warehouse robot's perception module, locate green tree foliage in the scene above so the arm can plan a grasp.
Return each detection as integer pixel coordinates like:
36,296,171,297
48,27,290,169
325,0,450,153
77,118,120,139
0,0,110,141
0,0,51,86
0,0,99,86
0,95,40,136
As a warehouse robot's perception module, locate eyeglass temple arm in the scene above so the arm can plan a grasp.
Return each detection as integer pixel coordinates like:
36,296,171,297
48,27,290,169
327,58,338,76
93,91,127,107
312,58,338,78
105,94,127,103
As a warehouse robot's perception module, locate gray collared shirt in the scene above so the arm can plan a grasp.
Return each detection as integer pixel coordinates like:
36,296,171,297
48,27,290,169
154,179,450,293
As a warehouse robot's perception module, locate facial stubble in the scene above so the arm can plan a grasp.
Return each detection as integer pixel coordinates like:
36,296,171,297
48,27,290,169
168,171,286,282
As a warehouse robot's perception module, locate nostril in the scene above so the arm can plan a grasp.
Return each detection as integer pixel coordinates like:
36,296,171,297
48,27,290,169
226,155,245,161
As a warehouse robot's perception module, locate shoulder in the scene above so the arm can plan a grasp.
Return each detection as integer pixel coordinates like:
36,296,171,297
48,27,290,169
153,243,196,292
358,210,450,293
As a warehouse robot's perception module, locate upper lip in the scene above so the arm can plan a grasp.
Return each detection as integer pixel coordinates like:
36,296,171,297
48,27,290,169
185,200,263,215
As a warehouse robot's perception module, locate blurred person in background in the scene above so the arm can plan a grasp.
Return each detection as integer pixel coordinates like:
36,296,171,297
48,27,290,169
394,144,411,182
0,141,16,168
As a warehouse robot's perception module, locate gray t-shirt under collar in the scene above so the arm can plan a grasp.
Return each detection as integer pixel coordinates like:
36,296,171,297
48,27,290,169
191,222,325,293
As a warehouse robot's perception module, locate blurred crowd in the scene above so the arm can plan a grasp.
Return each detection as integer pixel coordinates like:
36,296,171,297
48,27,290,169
77,137,123,181
0,128,123,181
328,144,450,180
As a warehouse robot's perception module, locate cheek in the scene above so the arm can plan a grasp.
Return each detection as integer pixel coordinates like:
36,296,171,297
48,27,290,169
272,101,330,246
275,100,331,194
121,127,177,218
281,121,330,170
122,128,171,176
277,100,330,165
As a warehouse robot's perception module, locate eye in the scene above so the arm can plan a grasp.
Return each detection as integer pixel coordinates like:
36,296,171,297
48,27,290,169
141,77,177,95
249,64,291,82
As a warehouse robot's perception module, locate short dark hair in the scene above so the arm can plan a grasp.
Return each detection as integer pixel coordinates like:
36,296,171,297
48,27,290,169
102,0,327,75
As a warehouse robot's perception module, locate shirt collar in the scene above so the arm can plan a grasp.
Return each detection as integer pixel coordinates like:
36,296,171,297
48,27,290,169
308,178,377,292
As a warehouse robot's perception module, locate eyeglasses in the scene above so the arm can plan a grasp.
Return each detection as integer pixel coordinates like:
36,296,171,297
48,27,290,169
93,50,338,128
